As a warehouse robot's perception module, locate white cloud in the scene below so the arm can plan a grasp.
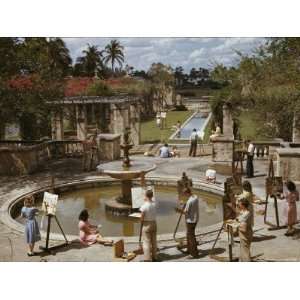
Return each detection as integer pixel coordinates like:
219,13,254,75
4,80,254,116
63,37,266,71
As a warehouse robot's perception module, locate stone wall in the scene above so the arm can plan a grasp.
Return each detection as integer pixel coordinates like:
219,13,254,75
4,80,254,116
276,148,300,181
97,134,121,161
0,142,51,175
212,136,234,162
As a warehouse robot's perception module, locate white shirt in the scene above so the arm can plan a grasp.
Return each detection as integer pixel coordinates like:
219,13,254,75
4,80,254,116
159,146,170,158
190,131,198,141
206,169,216,179
140,201,156,221
247,143,255,156
184,195,199,223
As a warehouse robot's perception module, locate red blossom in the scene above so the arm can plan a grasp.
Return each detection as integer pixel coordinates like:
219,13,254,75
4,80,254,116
7,75,35,90
64,77,97,96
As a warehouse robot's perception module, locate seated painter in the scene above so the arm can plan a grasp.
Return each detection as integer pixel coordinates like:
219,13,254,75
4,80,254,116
209,124,221,142
159,143,171,158
205,169,216,183
78,209,113,246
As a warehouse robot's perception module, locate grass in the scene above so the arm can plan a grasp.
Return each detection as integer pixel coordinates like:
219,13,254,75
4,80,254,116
141,110,193,144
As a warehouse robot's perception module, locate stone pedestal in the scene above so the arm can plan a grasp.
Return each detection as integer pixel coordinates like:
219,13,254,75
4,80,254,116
292,114,300,143
276,148,300,181
223,104,234,138
212,136,234,162
129,103,141,145
97,133,121,161
51,112,64,140
111,104,127,141
76,105,87,140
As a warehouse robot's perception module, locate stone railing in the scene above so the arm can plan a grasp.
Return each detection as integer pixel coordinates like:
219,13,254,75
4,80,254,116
0,140,84,175
233,140,283,160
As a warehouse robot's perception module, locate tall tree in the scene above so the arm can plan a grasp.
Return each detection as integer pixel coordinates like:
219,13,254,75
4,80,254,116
148,63,175,109
74,44,103,77
47,38,72,76
103,40,124,74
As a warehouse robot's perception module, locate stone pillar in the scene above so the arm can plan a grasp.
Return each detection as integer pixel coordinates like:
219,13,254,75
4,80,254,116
292,113,300,143
129,103,141,145
276,148,300,181
223,104,234,138
76,104,87,140
51,111,64,140
212,136,234,162
111,104,126,140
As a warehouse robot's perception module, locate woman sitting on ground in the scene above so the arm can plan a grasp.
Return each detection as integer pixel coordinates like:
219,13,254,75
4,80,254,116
78,209,113,246
283,180,299,236
170,146,180,157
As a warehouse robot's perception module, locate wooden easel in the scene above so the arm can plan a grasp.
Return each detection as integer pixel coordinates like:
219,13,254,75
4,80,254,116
264,158,282,230
173,202,186,247
40,213,69,252
40,177,69,253
209,177,241,262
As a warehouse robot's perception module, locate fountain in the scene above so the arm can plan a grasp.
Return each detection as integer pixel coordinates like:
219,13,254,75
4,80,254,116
97,127,156,215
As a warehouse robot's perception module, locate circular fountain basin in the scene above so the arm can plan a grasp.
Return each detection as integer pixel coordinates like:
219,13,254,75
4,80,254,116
4,177,224,241
97,159,156,180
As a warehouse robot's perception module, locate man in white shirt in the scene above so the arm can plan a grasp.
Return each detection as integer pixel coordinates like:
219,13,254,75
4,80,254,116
140,189,157,261
189,128,198,157
159,143,170,158
246,140,255,178
177,188,199,258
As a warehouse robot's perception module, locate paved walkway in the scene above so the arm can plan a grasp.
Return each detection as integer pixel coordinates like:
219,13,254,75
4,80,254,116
1,155,300,262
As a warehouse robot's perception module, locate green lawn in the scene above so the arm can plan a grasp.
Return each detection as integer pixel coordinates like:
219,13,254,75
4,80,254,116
141,111,193,144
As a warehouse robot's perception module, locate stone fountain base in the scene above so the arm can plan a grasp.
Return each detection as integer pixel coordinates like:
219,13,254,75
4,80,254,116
105,199,139,216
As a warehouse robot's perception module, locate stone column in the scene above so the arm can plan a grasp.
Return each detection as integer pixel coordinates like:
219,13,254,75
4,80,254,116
292,113,300,143
129,103,141,145
76,104,87,140
223,104,234,138
51,111,64,140
111,104,126,141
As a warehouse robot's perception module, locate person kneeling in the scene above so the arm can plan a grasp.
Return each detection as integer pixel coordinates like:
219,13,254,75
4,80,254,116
78,209,113,246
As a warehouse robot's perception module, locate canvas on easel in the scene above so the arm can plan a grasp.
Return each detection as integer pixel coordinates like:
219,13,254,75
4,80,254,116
40,191,68,252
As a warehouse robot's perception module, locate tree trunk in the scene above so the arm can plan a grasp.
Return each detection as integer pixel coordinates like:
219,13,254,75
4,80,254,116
0,121,5,140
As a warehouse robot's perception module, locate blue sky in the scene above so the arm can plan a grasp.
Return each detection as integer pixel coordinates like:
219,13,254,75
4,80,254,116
63,37,266,72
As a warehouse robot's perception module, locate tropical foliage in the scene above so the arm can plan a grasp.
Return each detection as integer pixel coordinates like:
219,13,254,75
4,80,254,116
210,38,300,141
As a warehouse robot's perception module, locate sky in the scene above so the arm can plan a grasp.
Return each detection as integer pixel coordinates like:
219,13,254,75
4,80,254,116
63,37,266,72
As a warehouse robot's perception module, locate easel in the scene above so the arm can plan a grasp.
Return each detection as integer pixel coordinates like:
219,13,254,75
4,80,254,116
174,173,193,248
39,177,69,253
232,141,246,185
129,173,146,256
264,158,282,230
209,177,242,262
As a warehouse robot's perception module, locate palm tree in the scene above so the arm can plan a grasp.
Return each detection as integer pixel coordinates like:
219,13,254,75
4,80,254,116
103,40,124,74
47,38,72,76
76,44,103,77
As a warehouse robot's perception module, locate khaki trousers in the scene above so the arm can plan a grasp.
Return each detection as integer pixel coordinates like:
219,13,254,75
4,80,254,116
186,222,198,257
239,230,253,262
142,221,157,261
